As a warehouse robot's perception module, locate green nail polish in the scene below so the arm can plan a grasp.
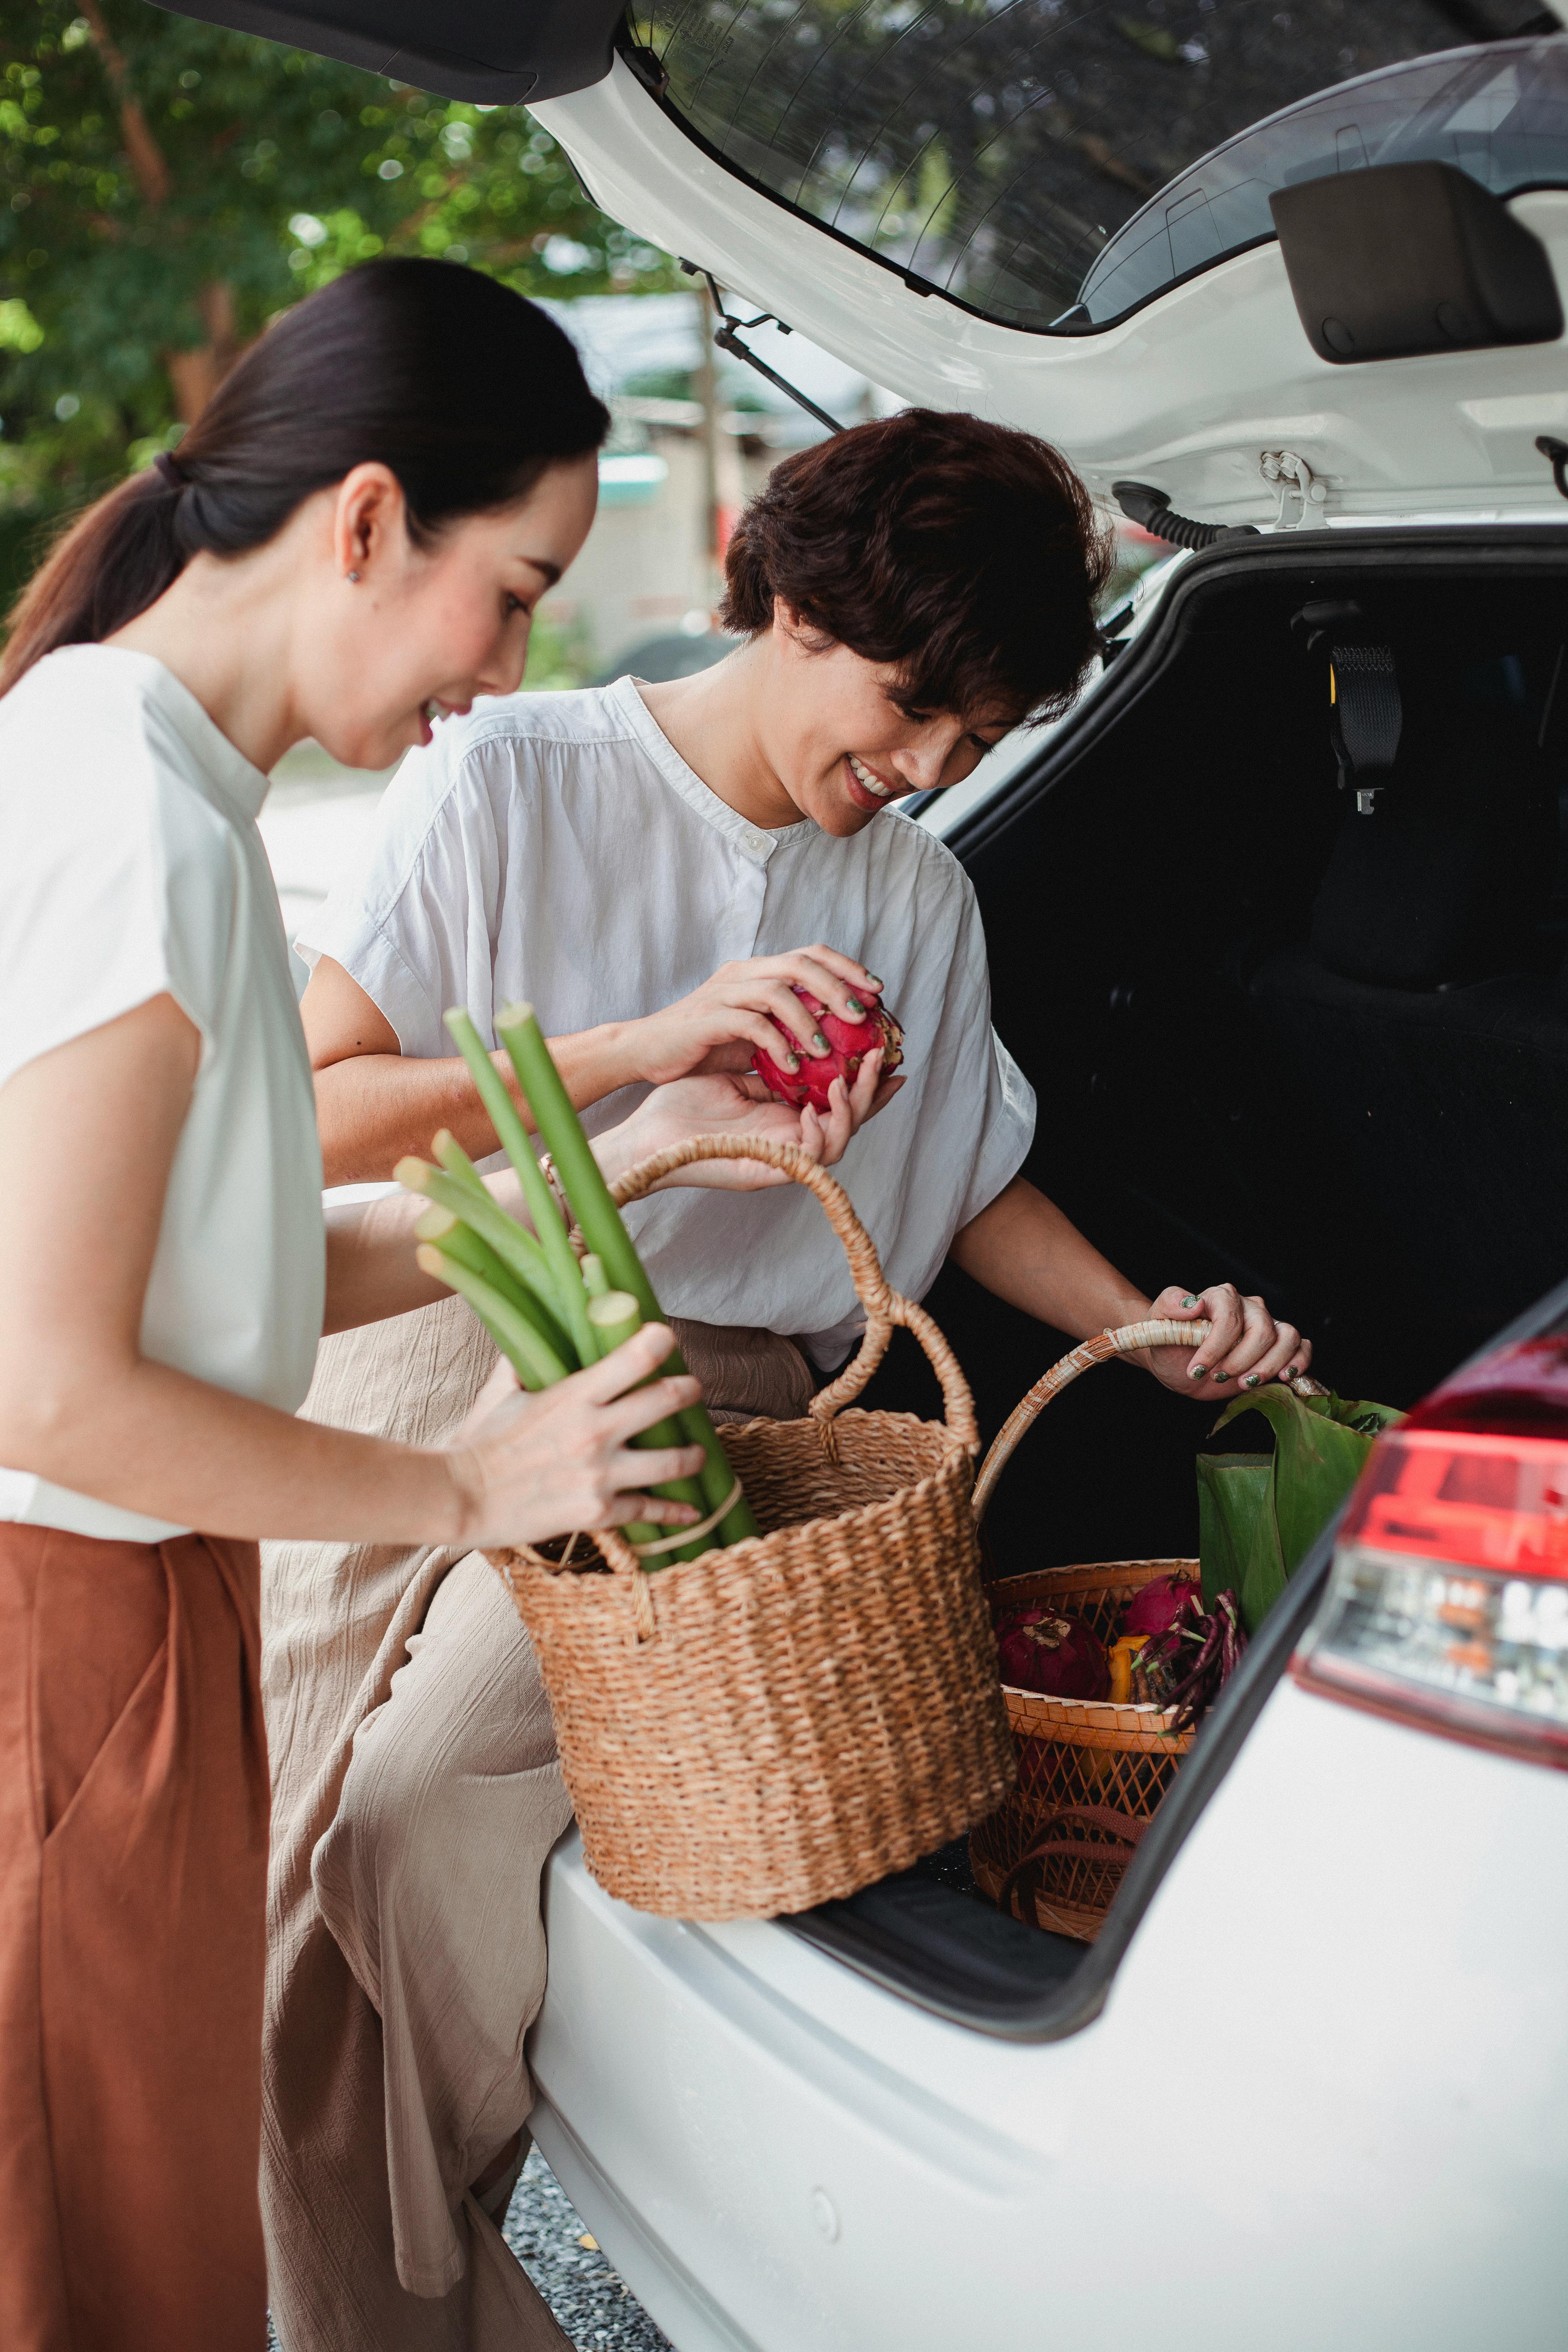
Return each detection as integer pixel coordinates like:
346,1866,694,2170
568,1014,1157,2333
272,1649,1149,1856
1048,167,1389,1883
1243,1373,1260,1388
846,997,866,1018
1213,1370,1230,1383
1188,1362,1205,1380
1182,1295,1197,1309
812,1032,828,1052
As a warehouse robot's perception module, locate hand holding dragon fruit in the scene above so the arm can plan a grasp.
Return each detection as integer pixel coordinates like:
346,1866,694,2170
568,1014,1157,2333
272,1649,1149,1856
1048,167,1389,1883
752,984,905,1116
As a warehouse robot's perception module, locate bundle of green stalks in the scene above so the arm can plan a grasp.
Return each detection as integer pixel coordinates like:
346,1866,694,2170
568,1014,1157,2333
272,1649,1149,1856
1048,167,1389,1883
395,1003,758,1566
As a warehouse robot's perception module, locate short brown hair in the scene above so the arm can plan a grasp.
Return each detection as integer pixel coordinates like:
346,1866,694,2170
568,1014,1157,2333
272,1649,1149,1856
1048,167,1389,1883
719,408,1112,722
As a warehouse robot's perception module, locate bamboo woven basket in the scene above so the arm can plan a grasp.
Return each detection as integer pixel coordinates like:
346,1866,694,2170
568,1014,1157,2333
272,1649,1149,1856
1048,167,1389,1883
967,1323,1213,1942
489,1134,1015,1922
970,1558,1197,1941
968,1326,1327,1940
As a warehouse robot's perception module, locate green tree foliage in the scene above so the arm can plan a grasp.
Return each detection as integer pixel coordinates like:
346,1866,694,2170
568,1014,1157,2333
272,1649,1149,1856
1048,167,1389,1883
0,0,674,543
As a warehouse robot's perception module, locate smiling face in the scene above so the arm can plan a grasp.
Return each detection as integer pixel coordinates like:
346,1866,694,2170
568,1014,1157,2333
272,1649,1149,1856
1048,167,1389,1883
298,452,599,771
750,601,1018,839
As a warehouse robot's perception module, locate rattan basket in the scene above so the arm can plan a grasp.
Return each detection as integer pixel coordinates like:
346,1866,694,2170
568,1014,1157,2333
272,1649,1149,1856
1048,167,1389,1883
969,1558,1197,1941
489,1134,1015,1922
966,1322,1218,1943
970,1329,1329,1939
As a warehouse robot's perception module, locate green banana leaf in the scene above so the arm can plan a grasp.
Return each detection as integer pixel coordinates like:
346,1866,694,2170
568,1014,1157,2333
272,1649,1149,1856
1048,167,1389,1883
1196,1453,1276,1627
1198,1388,1404,1633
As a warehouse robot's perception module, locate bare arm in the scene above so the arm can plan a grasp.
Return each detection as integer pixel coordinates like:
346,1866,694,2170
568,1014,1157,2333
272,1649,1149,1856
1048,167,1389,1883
322,1052,901,1333
304,955,646,1184
950,1175,1311,1401
304,946,895,1184
0,996,704,1545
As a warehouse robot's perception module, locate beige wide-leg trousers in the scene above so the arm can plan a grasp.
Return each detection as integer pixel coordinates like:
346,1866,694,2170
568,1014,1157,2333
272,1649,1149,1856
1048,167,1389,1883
260,1294,810,2352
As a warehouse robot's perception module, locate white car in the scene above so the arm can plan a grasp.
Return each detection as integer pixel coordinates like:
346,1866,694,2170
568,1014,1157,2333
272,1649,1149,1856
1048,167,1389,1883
193,4,1568,2342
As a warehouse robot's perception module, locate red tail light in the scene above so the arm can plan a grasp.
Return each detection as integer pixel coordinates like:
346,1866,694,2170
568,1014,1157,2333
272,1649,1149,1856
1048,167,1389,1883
1293,1340,1568,1768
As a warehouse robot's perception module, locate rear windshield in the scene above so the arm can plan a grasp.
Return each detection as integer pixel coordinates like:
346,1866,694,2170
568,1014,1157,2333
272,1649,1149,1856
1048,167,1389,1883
628,5,1568,333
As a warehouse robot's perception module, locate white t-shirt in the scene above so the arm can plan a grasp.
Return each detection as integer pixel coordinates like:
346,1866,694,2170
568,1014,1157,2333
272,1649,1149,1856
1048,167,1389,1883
0,647,325,1542
302,674,1033,1365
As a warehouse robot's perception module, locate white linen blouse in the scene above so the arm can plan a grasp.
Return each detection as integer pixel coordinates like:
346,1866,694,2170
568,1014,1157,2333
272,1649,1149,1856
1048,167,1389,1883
302,674,1033,1365
0,647,324,1542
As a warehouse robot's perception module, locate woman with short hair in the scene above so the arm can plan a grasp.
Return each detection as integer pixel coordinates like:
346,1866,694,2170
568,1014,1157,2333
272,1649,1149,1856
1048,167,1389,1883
273,405,1311,2352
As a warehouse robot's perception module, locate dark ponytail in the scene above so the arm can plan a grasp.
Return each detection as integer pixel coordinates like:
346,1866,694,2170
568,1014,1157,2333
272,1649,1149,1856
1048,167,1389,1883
0,260,609,695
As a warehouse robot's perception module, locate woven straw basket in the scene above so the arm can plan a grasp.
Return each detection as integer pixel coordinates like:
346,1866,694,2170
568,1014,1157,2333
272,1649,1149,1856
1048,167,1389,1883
966,1321,1216,1942
489,1134,1015,1922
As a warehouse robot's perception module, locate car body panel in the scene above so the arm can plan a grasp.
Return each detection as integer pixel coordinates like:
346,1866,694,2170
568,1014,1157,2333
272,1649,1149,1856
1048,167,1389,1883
531,1679,1568,2351
521,57,1568,2336
536,57,1568,526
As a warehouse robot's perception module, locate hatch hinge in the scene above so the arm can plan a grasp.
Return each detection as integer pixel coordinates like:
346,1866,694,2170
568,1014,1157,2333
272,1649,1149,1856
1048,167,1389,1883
620,39,669,100
1260,450,1328,529
681,266,846,436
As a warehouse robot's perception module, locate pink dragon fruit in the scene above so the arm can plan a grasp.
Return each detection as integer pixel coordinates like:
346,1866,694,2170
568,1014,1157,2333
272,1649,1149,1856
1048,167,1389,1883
752,985,905,1116
995,1605,1109,1700
1119,1572,1203,1640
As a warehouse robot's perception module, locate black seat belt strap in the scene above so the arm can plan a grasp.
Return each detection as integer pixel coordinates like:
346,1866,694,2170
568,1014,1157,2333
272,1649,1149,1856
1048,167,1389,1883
1328,642,1402,815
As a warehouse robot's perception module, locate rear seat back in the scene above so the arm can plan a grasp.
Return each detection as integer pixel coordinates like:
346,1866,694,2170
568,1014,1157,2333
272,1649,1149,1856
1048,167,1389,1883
1308,702,1555,990
1250,694,1568,1332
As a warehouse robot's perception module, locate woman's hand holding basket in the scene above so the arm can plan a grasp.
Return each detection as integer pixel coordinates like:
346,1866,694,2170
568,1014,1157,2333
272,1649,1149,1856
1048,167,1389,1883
1135,1282,1312,1399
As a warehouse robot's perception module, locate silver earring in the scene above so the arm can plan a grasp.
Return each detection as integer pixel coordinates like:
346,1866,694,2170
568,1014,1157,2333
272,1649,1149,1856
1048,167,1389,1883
347,569,361,584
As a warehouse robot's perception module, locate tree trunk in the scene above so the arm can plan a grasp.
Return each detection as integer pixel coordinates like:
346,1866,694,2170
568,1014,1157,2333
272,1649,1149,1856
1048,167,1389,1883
81,2,240,423
165,283,241,424
79,0,170,207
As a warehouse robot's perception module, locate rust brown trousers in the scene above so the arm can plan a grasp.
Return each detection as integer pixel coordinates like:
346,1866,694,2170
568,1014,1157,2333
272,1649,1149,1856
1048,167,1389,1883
0,1522,270,2352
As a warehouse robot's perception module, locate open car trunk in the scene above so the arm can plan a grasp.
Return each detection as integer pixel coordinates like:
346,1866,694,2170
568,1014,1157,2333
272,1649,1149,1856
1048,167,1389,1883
789,523,1568,2033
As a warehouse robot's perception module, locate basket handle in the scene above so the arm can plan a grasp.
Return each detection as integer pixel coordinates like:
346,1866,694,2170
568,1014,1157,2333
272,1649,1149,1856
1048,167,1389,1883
971,1319,1331,1524
606,1134,977,1455
993,1803,1148,1928
971,1320,1214,1525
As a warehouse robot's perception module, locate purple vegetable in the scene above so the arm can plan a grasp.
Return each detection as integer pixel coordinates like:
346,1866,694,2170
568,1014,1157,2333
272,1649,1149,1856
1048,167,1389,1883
1133,1590,1248,1729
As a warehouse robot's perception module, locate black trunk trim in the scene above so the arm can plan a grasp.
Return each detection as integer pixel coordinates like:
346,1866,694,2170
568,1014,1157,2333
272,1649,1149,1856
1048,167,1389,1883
150,0,625,104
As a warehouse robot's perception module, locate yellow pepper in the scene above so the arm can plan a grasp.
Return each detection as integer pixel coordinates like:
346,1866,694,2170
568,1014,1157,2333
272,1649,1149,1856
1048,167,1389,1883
1107,1635,1148,1705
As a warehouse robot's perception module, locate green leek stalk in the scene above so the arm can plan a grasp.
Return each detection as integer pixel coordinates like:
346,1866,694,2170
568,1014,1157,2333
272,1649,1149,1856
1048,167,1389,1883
585,1290,660,1550
431,1127,492,1200
581,1253,611,1300
585,1289,710,1563
493,1000,758,1547
395,1156,574,1366
414,1243,568,1390
443,1008,597,1370
414,1204,570,1364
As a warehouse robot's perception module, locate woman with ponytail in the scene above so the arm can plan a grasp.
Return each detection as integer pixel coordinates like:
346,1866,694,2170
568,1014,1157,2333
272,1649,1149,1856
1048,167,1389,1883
0,259,856,2352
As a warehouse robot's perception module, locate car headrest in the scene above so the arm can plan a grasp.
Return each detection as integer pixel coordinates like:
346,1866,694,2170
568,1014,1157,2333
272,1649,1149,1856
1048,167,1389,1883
1309,708,1554,990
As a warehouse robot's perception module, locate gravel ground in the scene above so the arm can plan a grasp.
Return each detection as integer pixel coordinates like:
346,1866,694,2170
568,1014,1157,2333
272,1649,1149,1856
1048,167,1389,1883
504,2145,673,2349
267,2147,670,2351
